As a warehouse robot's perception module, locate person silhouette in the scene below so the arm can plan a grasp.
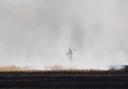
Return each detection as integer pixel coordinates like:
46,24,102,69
67,48,76,62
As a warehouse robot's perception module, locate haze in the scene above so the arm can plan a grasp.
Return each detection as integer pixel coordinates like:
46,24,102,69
0,0,128,70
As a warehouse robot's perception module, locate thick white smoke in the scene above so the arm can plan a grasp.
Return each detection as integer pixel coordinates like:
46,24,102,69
0,0,128,69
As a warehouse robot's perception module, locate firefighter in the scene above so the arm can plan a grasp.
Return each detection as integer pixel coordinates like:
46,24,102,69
67,48,76,62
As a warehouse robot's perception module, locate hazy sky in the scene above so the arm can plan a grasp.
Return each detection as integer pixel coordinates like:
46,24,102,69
0,0,128,69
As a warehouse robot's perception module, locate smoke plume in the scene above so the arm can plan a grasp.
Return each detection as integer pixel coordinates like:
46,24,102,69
0,0,128,69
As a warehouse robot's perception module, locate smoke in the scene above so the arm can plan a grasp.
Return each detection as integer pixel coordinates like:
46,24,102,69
0,0,128,69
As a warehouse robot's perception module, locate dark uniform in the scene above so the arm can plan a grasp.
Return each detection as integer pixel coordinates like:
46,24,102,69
67,49,73,61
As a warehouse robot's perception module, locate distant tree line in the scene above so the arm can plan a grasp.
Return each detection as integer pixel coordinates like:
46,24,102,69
121,65,128,71
110,65,128,71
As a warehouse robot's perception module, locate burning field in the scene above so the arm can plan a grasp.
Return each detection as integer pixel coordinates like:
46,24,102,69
0,66,127,89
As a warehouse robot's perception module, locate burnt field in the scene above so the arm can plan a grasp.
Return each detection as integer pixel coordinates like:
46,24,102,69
0,70,128,89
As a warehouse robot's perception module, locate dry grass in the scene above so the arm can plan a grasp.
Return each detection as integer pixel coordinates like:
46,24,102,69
0,66,34,72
